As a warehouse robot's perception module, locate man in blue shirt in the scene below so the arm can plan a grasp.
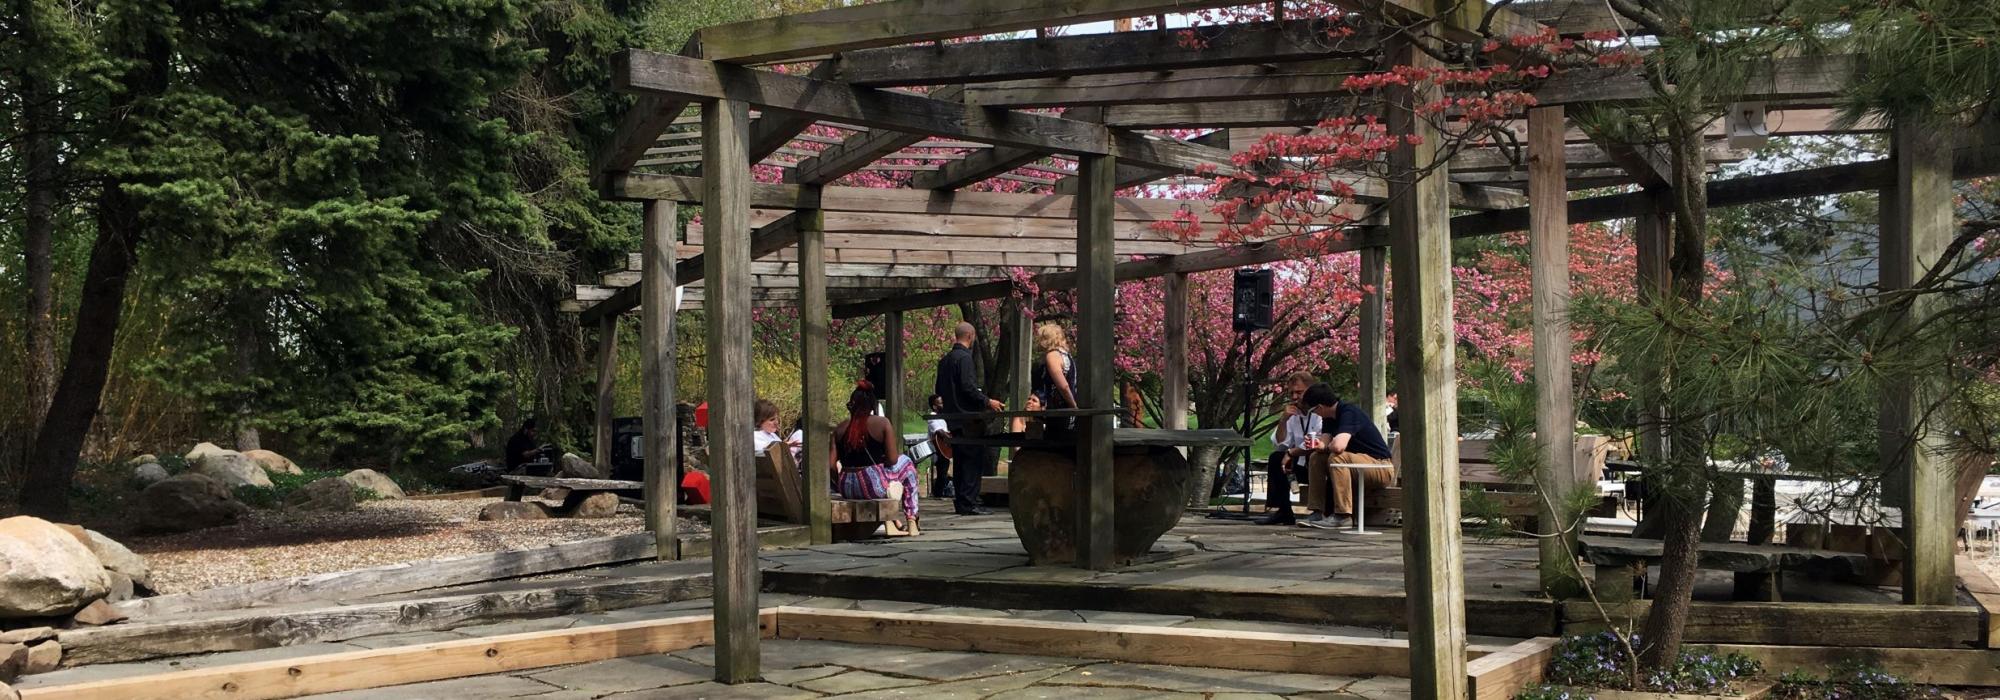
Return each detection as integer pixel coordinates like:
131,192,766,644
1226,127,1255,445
1298,384,1395,529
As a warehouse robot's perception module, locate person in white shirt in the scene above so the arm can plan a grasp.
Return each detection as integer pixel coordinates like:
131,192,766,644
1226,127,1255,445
925,394,953,498
1255,372,1323,526
752,399,797,457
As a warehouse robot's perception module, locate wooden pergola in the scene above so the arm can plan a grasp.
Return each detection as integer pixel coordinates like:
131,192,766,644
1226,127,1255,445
570,0,2000,695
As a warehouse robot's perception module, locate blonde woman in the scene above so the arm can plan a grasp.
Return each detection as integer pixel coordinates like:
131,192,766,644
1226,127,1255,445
1030,324,1079,435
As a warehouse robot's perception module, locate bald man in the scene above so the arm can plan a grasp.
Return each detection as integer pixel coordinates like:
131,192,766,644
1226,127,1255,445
935,322,1003,515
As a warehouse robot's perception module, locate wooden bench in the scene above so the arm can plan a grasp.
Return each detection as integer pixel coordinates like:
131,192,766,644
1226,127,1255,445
499,475,643,517
1577,535,1873,602
757,446,908,541
1383,436,1621,529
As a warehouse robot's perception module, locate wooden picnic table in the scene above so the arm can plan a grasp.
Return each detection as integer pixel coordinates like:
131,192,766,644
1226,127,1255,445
499,475,644,511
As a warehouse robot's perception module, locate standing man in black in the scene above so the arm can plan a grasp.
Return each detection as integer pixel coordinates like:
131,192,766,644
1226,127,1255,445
935,322,1003,515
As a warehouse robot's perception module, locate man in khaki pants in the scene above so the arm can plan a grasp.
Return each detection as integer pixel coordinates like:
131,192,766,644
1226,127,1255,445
1298,384,1396,529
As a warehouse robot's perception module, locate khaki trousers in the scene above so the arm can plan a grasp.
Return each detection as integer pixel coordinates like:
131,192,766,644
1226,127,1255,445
1306,451,1396,515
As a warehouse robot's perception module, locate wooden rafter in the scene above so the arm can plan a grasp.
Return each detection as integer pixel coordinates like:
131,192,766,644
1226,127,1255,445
834,21,1376,87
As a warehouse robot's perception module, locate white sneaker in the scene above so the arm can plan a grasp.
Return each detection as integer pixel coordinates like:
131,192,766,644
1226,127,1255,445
1296,513,1324,528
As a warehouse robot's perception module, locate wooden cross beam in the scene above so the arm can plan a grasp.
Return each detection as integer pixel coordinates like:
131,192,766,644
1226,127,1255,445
688,0,1253,64
613,49,1240,175
833,21,1375,87
962,59,1377,109
607,173,1233,224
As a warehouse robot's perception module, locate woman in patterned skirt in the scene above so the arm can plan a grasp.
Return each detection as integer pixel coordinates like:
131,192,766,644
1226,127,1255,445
828,383,919,524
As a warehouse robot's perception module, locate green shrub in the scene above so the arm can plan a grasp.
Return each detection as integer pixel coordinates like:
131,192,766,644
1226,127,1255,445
1774,663,1940,700
1514,633,1762,698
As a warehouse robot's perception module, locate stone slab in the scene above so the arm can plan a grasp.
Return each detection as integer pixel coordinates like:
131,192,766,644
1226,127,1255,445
797,670,929,693
527,654,713,693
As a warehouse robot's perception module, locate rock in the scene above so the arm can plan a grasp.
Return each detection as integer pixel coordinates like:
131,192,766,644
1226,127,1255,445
104,572,135,603
242,449,303,476
134,474,249,533
194,448,273,489
0,644,24,683
131,461,170,487
340,469,405,500
126,454,158,468
478,502,549,521
184,442,226,463
0,629,52,646
560,452,605,479
540,487,570,502
68,599,125,626
0,517,111,618
568,492,620,518
21,641,57,675
0,680,16,700
287,478,358,512
56,529,149,591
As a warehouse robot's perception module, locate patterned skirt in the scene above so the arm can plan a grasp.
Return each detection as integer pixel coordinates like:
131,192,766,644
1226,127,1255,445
835,454,920,519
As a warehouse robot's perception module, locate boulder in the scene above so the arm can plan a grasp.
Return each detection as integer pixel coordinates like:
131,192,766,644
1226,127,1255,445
69,599,125,626
184,442,226,463
0,680,16,700
131,462,169,487
559,452,605,479
57,529,149,591
126,454,158,468
21,641,56,675
0,644,23,683
242,449,303,476
339,469,405,500
194,449,272,489
568,492,620,519
287,478,358,512
134,474,249,533
0,629,51,646
478,502,549,521
104,572,135,603
0,517,111,618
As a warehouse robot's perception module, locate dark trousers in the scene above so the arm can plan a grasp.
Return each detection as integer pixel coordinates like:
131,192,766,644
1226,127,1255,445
1265,450,1307,513
930,454,953,498
953,443,990,512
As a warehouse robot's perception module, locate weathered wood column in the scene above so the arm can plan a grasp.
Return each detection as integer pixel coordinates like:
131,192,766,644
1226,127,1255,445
1357,248,1388,433
1386,31,1466,696
1528,105,1581,598
1075,153,1118,570
594,316,619,475
1631,208,1671,539
883,311,904,424
799,204,833,545
1884,121,1955,606
1007,299,1033,412
702,97,760,683
1162,272,1190,433
641,200,679,561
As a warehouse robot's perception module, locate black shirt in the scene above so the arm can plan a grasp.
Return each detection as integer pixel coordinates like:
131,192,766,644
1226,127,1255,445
933,343,990,428
1327,402,1393,460
505,431,537,471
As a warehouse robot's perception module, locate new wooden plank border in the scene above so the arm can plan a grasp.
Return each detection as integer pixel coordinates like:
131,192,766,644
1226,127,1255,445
1959,555,2000,648
1713,643,2000,687
21,612,772,700
1465,637,1559,700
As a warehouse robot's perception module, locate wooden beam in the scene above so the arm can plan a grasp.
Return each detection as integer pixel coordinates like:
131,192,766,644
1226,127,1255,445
1713,643,2000,687
701,98,760,683
688,0,1248,63
1563,600,1981,649
594,315,619,476
1386,29,1467,697
1533,54,1857,105
1162,272,1190,436
1075,153,1117,571
835,21,1372,87
800,205,832,546
912,146,1049,191
641,201,679,560
608,173,1235,224
1357,247,1388,432
1006,299,1033,413
22,614,762,700
1887,119,1957,606
595,95,691,180
1466,637,1559,700
581,211,805,324
615,50,1238,174
1528,105,1581,599
962,59,1374,108
787,86,966,185
1958,555,2000,648
883,311,905,426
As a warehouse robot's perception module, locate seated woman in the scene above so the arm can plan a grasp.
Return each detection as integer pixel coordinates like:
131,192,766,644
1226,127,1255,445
828,383,920,524
752,398,797,457
1010,394,1043,435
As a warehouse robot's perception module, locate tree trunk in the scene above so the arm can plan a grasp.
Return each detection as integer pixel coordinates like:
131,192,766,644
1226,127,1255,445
19,49,60,450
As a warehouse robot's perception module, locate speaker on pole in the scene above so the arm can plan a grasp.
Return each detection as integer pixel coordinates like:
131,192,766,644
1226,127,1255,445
1232,268,1274,333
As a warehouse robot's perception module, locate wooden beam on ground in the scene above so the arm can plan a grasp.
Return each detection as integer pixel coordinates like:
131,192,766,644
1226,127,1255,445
834,21,1371,87
773,607,1486,678
1886,119,1957,606
701,98,761,683
687,0,1249,64
1528,105,1581,599
22,613,767,700
1357,247,1388,433
615,49,1238,175
800,205,833,546
1958,555,2000,648
1712,643,2000,687
1562,600,1982,649
1465,637,1559,700
962,59,1374,108
593,316,619,476
641,201,680,560
1075,153,1117,571
1386,29,1468,698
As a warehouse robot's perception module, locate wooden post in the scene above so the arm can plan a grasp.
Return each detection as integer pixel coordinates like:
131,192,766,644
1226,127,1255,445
1357,248,1388,434
1386,32,1466,697
1886,121,1955,606
702,97,760,683
1075,153,1118,570
640,200,680,561
1162,272,1190,434
884,311,905,428
1631,208,1671,540
1528,105,1581,598
1007,299,1033,413
800,204,833,545
594,316,619,476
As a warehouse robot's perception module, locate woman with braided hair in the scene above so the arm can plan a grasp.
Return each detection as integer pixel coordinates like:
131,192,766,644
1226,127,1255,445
828,382,920,524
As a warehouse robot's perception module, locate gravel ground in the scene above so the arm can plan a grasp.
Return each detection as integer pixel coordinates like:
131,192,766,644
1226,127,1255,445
125,498,707,594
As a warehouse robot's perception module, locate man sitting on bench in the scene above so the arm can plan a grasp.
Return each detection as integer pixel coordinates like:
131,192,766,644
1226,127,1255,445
1300,384,1395,530
1255,372,1321,526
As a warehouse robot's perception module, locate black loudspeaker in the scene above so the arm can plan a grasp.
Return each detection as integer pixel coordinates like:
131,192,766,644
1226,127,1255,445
1232,268,1274,332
